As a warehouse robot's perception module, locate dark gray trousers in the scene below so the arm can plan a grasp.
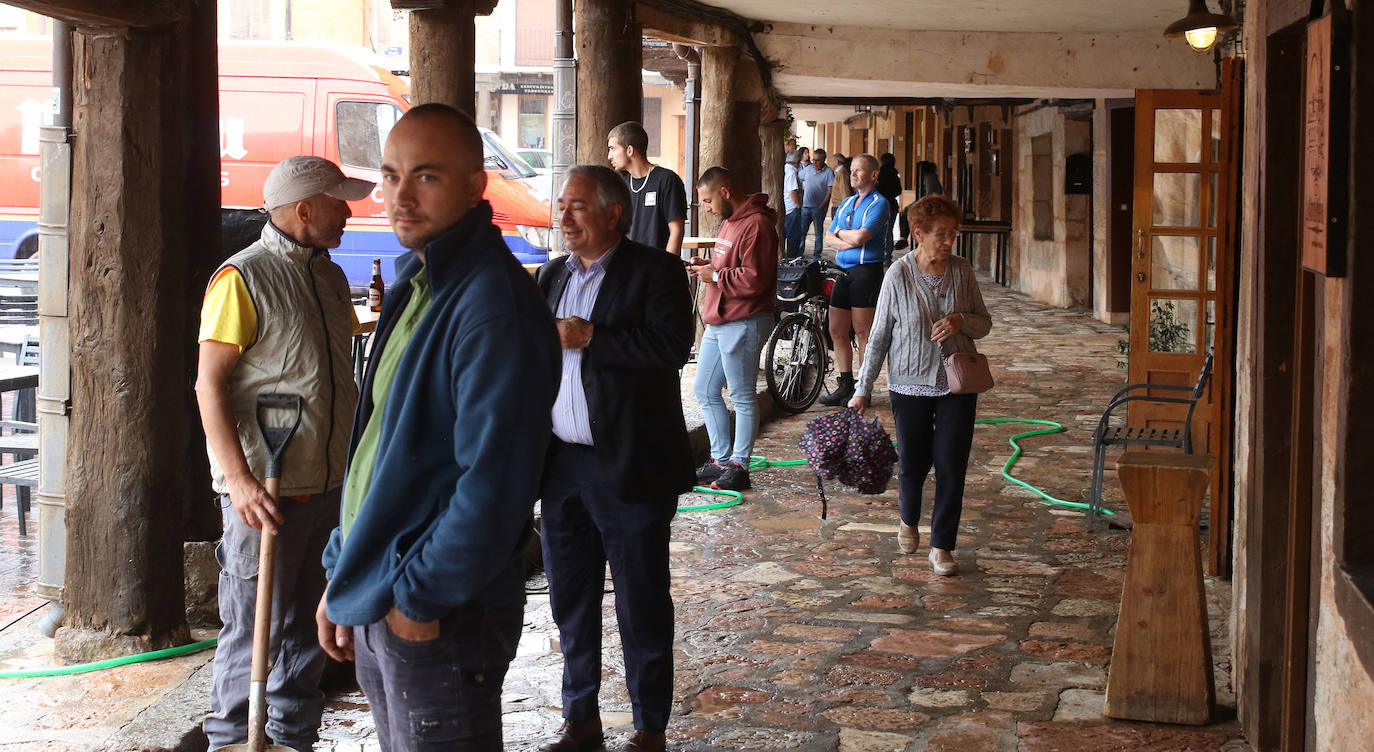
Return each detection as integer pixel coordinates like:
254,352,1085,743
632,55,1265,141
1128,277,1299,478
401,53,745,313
204,488,340,752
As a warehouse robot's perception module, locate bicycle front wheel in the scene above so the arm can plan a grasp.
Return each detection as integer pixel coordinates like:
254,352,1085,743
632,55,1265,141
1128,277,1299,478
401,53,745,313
765,313,826,413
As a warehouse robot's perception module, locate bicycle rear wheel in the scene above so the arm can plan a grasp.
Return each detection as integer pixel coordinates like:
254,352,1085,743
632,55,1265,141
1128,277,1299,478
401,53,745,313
765,313,825,413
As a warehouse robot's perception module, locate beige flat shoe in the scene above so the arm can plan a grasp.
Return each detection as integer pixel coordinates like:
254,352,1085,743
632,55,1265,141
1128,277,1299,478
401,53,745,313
897,522,919,554
929,547,958,576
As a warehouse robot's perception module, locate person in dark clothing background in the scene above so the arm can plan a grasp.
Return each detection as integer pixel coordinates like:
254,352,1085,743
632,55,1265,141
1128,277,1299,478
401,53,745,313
895,161,945,251
876,153,903,257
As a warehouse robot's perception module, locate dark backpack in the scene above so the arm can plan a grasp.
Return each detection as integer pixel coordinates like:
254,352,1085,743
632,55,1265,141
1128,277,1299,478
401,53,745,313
798,407,899,518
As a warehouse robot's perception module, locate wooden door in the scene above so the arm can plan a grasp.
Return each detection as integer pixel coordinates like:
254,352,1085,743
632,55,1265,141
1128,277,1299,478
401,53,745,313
1130,60,1242,575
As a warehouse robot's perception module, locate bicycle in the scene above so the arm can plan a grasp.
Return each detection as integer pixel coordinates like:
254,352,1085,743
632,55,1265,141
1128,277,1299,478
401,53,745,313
764,259,848,413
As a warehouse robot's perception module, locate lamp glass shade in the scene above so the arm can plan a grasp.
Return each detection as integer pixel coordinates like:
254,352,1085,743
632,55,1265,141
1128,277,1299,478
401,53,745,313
1185,26,1218,50
1163,0,1237,44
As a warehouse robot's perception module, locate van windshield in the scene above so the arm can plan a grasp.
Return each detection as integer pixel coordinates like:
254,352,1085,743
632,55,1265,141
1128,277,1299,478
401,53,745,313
337,100,403,170
481,130,537,179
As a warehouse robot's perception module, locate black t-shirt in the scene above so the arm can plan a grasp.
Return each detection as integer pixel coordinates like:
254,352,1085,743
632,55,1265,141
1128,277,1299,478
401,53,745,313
624,166,687,251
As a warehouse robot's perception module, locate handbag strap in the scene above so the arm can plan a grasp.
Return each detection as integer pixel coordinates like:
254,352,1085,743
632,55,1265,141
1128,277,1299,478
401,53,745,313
900,254,950,359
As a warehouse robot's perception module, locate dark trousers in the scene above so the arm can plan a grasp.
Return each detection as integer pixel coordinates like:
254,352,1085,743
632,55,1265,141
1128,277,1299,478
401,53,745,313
889,391,978,551
205,489,339,752
540,440,677,732
784,209,805,259
353,602,523,752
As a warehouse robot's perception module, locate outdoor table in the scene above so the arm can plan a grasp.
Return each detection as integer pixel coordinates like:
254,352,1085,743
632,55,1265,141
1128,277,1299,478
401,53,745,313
681,236,716,262
353,305,378,384
956,221,1011,286
0,363,38,394
1104,451,1216,725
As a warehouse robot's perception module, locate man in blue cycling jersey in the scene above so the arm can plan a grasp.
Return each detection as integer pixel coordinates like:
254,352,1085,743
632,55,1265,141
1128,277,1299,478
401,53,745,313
819,153,889,406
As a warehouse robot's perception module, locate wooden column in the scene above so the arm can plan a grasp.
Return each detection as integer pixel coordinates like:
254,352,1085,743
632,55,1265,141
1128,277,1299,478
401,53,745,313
1105,452,1216,725
760,117,786,247
55,8,220,662
699,45,762,237
575,0,640,165
409,2,478,114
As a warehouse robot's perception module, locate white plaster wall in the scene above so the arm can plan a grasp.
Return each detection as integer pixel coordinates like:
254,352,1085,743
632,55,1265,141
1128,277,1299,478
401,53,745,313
1092,100,1112,323
1012,106,1081,308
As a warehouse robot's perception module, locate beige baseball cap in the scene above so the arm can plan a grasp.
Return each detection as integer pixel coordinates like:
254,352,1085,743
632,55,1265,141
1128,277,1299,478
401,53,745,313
263,156,375,211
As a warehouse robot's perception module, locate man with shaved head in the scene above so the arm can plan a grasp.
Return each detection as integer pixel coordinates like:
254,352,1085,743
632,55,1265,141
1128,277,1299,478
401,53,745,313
317,103,561,751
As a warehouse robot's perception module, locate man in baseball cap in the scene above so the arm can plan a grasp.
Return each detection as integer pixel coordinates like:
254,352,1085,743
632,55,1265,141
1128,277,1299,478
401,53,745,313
198,155,371,752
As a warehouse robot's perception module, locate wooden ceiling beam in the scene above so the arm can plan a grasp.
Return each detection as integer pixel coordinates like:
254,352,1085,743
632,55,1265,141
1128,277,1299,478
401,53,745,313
1,0,184,27
635,3,735,47
391,0,499,14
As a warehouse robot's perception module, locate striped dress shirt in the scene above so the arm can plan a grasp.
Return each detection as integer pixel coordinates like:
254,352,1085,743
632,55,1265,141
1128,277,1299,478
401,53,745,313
551,243,618,445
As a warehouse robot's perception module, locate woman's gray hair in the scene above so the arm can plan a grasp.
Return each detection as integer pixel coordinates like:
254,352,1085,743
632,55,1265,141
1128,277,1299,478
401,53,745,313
566,164,633,236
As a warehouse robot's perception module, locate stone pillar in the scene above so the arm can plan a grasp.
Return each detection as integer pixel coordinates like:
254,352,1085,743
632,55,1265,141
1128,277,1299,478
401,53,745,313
410,2,478,114
575,0,641,165
56,7,221,662
699,45,762,237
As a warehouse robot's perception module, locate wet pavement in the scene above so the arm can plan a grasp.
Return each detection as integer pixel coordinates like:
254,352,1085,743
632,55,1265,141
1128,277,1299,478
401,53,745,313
318,274,1250,751
0,271,1252,751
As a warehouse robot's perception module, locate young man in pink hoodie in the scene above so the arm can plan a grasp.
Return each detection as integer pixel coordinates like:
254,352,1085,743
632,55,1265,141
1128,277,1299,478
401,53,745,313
687,167,779,491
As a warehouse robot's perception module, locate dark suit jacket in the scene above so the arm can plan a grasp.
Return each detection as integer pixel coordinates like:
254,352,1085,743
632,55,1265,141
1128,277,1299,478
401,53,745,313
536,239,696,501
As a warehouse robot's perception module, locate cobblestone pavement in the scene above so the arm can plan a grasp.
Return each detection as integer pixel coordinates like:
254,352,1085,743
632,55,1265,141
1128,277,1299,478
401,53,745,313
318,276,1250,752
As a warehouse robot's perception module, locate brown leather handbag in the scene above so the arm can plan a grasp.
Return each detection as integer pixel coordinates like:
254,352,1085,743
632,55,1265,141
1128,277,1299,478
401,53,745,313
903,256,994,395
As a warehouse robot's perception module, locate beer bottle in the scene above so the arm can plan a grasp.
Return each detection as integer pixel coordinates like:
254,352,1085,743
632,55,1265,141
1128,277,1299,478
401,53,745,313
367,257,385,312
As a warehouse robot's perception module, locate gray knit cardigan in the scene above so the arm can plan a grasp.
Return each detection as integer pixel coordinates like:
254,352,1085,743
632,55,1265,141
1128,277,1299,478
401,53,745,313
855,253,992,397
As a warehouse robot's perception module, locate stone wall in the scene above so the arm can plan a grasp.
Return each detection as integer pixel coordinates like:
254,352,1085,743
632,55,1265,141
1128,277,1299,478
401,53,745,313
1011,105,1091,309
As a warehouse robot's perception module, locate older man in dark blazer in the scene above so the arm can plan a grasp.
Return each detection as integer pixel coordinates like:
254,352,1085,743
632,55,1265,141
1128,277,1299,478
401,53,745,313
532,164,695,752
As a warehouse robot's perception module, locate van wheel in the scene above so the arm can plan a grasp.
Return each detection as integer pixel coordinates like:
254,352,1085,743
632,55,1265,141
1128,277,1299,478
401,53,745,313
16,236,37,259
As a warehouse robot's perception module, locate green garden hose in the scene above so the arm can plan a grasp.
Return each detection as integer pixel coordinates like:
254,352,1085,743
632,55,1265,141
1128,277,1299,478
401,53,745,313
680,417,1111,516
5,420,1091,677
0,637,218,679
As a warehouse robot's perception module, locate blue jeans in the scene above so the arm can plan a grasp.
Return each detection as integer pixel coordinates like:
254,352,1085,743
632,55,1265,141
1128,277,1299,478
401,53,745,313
801,206,826,258
784,209,804,259
693,312,771,465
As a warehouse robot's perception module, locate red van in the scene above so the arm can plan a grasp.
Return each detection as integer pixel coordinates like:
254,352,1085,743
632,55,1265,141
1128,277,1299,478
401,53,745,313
0,38,553,286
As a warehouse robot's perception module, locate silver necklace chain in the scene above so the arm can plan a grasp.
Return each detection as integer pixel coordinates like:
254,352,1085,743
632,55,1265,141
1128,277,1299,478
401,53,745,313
629,165,654,194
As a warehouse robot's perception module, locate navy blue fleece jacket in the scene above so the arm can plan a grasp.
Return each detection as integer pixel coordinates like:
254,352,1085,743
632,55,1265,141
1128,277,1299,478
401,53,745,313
321,202,561,625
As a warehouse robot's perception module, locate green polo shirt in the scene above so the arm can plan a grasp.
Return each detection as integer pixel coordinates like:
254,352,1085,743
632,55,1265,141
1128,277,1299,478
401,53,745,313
340,266,431,539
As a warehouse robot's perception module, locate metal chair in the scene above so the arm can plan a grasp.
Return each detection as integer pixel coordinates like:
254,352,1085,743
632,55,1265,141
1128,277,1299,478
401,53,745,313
0,334,37,535
1088,350,1213,528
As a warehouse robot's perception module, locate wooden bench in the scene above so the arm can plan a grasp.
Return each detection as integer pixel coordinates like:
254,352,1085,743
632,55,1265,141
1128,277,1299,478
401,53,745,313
1088,350,1213,528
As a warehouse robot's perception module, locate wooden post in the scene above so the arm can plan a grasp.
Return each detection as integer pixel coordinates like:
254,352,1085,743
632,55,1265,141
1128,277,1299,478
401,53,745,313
760,118,787,246
55,8,219,662
575,0,640,165
699,45,762,237
1104,451,1216,725
409,2,478,114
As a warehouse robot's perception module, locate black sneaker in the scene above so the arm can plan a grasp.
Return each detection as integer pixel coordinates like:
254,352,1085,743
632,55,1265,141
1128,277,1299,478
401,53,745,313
712,462,752,491
894,238,909,251
820,376,856,406
695,460,725,485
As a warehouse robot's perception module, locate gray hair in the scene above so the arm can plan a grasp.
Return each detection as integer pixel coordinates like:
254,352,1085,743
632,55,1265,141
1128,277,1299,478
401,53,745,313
566,164,633,236
785,149,802,165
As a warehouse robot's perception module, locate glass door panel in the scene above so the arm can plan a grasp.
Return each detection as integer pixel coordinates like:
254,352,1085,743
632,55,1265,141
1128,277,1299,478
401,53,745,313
1154,108,1203,162
1147,298,1199,353
1151,236,1202,290
1152,172,1203,226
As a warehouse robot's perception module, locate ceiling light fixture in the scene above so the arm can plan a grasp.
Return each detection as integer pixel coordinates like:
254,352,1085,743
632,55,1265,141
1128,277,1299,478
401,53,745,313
1163,0,1238,52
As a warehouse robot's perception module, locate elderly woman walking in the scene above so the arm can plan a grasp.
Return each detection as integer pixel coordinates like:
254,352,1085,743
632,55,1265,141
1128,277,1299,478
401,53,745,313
849,194,991,575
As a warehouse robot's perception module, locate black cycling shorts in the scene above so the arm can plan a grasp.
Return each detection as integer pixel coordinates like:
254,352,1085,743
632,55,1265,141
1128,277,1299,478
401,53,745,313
829,261,884,310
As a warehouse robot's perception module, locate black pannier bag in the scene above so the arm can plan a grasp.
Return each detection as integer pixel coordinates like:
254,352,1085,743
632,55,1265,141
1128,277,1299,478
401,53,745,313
776,258,821,313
